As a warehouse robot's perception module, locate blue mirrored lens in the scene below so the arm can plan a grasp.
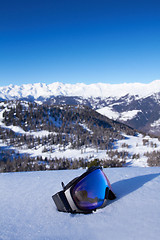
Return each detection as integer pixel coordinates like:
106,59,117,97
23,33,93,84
72,169,108,210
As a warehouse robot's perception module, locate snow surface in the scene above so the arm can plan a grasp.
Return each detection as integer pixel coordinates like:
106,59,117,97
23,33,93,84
119,110,142,121
0,167,160,240
1,127,160,167
97,107,142,121
114,134,160,167
96,106,119,120
1,80,160,100
151,118,160,128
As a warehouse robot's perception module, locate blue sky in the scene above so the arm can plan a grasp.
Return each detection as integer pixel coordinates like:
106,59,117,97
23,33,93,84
0,0,160,86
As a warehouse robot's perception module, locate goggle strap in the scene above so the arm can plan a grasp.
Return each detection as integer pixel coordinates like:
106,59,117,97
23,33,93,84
108,189,116,200
63,177,79,191
52,191,72,213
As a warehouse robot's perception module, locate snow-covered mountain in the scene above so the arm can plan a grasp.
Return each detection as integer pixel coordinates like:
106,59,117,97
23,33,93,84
0,80,160,100
96,91,160,136
1,80,160,135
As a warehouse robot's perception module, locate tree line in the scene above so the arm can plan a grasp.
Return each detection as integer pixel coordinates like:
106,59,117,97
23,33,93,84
0,154,127,173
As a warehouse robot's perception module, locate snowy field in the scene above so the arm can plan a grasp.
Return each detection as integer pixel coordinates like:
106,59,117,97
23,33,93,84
1,130,160,167
0,167,160,240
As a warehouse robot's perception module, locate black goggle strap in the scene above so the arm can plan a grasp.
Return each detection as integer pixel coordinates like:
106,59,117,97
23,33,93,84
52,190,73,213
108,189,116,200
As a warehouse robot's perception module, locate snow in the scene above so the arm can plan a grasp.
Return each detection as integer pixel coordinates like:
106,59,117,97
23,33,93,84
97,107,142,121
16,144,108,162
79,123,93,134
1,80,160,100
1,127,160,167
29,130,56,137
114,133,160,167
151,118,160,127
96,106,119,120
119,110,142,121
0,167,160,240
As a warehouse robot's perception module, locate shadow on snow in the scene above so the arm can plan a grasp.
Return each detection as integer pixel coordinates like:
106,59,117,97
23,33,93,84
110,172,160,202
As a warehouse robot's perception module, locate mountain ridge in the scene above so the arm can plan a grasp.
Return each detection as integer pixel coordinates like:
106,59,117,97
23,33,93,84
1,80,160,100
1,80,160,136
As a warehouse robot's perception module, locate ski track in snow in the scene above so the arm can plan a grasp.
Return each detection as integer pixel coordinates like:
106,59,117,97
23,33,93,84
0,167,160,240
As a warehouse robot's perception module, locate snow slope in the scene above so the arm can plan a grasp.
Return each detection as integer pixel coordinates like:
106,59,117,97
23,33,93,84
97,107,142,121
0,80,160,100
0,167,160,240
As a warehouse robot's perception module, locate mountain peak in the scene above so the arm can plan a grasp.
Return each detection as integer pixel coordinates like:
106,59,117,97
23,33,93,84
0,80,160,101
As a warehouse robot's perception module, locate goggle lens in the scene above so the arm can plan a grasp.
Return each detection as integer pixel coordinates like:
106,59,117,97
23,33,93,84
72,169,108,211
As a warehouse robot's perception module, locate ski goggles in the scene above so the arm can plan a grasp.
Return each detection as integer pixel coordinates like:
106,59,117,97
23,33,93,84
52,166,116,213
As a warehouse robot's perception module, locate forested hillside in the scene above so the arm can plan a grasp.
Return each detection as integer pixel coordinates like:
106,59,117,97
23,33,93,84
0,100,136,172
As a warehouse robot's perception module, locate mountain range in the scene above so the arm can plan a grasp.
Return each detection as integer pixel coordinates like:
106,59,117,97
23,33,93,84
0,80,160,136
